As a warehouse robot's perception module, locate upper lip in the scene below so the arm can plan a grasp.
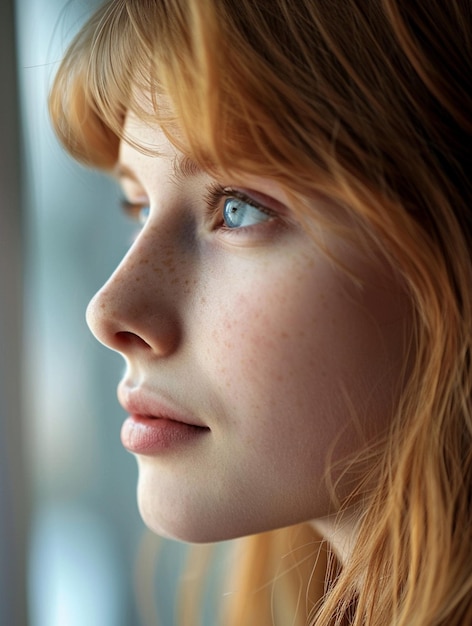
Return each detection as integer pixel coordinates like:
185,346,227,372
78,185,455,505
117,382,208,429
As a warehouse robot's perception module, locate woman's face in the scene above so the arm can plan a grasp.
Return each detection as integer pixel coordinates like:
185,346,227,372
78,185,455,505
86,111,410,542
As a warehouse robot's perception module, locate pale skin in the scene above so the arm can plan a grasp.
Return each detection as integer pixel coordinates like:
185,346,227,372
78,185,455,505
86,110,410,556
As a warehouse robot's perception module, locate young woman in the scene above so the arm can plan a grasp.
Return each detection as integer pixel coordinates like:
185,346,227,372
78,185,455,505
49,1,472,624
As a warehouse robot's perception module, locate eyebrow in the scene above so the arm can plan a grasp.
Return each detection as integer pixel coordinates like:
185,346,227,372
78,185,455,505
114,155,203,184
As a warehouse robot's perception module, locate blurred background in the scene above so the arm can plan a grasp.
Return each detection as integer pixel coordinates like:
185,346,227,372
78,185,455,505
1,0,210,624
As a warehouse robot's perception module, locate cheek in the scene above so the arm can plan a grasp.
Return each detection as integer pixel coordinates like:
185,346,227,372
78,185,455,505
199,253,407,462
205,274,319,407
201,257,337,407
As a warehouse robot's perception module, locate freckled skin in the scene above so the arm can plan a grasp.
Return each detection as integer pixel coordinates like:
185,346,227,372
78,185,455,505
86,114,411,543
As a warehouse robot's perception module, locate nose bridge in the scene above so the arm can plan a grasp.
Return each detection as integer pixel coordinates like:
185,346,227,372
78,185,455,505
86,226,185,356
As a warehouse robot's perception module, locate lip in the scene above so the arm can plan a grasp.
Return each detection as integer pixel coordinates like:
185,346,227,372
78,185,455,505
118,385,210,455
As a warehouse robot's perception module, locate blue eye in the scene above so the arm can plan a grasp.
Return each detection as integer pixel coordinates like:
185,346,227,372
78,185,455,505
121,199,150,225
223,197,271,229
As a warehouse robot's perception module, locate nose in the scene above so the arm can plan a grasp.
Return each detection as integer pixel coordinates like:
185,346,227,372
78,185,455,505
86,230,183,358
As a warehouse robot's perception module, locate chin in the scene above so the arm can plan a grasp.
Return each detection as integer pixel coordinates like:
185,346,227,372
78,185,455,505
137,497,245,543
135,485,232,543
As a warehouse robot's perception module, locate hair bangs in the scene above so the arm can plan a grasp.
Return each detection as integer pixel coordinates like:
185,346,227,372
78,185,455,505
49,1,159,169
152,0,343,189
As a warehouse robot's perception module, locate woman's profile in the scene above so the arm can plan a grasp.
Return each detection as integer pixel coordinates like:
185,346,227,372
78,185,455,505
49,1,472,624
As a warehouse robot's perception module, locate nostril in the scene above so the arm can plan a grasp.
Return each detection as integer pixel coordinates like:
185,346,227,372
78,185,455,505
114,331,153,351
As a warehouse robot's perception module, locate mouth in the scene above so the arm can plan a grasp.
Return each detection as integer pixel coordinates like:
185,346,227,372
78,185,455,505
118,385,210,455
120,414,209,454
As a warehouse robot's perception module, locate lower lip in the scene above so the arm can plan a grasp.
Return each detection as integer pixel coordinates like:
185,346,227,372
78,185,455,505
121,414,209,455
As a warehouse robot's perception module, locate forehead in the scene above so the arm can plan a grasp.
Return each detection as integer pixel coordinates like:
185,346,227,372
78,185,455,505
118,110,284,198
121,108,169,155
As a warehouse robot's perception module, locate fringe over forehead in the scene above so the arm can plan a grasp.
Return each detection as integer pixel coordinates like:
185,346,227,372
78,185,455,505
51,0,344,181
49,0,437,192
